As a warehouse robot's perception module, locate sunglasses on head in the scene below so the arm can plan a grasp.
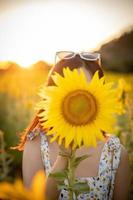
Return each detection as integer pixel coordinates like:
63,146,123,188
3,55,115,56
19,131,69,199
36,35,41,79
55,51,101,66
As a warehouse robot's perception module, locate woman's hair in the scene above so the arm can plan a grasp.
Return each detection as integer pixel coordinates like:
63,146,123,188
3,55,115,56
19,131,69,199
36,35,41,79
11,54,106,151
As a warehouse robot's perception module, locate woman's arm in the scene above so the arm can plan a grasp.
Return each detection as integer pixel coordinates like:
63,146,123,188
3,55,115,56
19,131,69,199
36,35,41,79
113,145,131,200
22,135,44,188
22,135,68,200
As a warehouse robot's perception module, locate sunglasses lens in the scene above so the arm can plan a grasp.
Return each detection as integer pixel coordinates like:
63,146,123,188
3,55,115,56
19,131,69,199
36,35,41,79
81,52,100,60
56,51,75,59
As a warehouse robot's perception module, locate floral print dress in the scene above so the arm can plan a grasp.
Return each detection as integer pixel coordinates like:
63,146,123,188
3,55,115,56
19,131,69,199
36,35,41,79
27,127,121,200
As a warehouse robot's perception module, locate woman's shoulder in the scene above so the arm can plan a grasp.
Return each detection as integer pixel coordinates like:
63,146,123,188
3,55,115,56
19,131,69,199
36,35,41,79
22,127,45,188
105,134,130,168
107,134,128,155
23,126,44,152
106,133,121,151
23,126,45,164
26,125,45,141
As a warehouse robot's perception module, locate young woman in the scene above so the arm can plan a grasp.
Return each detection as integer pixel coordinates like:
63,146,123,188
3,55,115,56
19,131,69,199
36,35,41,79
14,52,130,200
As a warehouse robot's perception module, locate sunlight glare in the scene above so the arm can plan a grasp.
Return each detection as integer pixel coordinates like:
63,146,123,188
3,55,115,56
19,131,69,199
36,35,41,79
0,1,119,67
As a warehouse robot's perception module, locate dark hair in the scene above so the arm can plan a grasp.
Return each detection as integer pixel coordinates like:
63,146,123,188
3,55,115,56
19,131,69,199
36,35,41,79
46,54,104,86
11,54,105,151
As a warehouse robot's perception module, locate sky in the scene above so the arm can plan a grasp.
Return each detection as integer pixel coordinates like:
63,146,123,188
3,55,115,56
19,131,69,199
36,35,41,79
0,0,133,67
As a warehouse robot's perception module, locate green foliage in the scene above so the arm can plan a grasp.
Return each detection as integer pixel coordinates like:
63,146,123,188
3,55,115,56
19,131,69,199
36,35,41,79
0,130,14,182
49,170,68,181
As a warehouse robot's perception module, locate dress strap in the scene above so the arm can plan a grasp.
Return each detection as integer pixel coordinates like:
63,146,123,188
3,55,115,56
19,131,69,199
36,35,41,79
26,127,41,141
40,130,51,177
107,135,121,170
98,135,121,176
107,135,121,200
98,135,121,200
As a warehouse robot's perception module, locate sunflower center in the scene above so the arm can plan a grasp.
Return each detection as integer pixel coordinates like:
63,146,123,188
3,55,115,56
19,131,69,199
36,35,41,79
62,89,97,125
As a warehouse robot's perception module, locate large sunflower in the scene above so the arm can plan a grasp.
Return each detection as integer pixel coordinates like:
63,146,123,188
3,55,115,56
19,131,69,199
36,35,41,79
35,67,117,149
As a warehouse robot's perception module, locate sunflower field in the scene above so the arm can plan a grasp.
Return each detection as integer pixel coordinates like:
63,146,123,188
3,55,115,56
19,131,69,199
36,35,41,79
0,63,133,199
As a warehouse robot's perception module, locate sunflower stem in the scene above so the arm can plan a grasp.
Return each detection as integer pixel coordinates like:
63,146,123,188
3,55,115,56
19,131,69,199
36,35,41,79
68,149,76,200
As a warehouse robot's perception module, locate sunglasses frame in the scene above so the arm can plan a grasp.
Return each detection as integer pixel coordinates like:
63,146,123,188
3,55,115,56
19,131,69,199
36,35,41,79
55,51,101,65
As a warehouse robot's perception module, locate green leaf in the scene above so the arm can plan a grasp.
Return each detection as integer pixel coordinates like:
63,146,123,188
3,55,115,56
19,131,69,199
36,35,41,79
57,184,68,190
48,170,68,181
59,151,71,158
71,154,89,168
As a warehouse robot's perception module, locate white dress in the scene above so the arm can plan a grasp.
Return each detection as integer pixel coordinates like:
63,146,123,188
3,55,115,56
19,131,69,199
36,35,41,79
27,127,121,200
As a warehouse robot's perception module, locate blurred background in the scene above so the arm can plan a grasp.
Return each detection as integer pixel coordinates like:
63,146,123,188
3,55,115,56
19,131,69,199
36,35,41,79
0,0,133,199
